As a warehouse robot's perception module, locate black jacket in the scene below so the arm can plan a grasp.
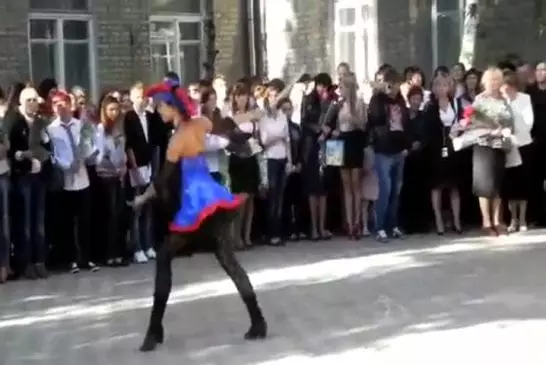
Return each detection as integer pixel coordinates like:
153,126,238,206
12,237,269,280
7,111,50,176
124,110,162,168
367,92,411,155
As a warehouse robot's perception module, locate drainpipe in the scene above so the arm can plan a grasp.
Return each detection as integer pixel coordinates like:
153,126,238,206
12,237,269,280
252,0,264,76
239,0,251,76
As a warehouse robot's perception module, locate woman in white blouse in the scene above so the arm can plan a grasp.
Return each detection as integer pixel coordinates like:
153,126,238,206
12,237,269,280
260,82,292,245
95,95,127,266
501,70,534,232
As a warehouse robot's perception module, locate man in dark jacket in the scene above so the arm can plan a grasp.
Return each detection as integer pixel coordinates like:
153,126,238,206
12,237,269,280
367,68,411,242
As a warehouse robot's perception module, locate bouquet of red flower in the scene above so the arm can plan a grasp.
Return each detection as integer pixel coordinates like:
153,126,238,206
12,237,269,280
460,105,503,130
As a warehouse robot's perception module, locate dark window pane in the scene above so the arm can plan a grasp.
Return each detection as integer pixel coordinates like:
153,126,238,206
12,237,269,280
150,42,177,58
63,20,88,40
151,56,175,83
179,45,201,83
339,32,356,68
178,22,200,41
64,43,90,91
29,19,57,40
31,43,57,84
437,0,459,12
150,22,176,41
437,11,461,67
150,0,201,13
30,0,88,10
338,8,355,26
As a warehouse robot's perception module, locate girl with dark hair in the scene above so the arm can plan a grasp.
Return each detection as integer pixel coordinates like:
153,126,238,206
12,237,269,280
451,62,467,98
131,79,267,352
301,72,335,240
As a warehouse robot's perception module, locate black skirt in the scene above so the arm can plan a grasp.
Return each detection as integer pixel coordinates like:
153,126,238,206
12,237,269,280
501,144,533,200
228,154,259,194
340,130,365,168
472,146,505,198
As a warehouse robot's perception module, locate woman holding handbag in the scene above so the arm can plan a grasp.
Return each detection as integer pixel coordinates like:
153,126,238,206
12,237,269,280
326,72,367,239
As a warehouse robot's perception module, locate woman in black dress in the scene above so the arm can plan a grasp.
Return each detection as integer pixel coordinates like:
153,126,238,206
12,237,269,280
423,73,463,234
399,86,428,233
227,82,262,247
300,73,335,240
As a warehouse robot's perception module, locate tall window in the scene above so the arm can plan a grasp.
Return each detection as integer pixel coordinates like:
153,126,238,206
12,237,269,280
149,16,203,84
28,15,94,95
432,0,465,68
334,0,376,81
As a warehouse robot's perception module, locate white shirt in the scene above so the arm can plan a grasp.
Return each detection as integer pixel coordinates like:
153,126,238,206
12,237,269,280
259,112,289,159
137,111,149,142
507,92,534,147
204,134,229,172
439,103,456,127
47,117,91,191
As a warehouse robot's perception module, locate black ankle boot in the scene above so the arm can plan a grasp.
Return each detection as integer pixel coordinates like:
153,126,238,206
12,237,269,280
243,296,267,340
139,324,164,352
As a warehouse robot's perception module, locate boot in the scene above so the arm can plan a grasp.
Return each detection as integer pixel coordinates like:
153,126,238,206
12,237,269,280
139,294,168,352
243,296,267,340
139,323,164,352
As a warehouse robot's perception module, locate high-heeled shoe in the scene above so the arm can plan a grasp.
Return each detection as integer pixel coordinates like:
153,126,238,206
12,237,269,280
243,296,267,340
139,324,164,352
352,224,362,240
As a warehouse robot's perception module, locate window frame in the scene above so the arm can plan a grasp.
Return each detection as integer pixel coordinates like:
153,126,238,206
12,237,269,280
29,0,89,12
149,14,207,84
431,0,465,69
333,0,378,82
27,12,97,101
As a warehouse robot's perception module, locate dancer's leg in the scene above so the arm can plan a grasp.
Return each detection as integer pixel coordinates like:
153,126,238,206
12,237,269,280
140,234,186,352
209,211,267,339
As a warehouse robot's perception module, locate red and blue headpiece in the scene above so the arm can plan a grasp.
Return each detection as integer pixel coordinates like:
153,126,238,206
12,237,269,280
145,79,197,118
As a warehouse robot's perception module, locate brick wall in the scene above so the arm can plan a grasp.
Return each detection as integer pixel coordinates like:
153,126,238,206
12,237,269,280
0,1,30,87
93,0,150,89
212,0,245,83
261,0,546,80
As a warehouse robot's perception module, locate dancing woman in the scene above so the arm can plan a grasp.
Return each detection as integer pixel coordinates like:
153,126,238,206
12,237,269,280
131,80,267,352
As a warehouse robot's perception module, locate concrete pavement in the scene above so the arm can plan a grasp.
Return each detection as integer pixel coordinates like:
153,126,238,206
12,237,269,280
2,231,546,364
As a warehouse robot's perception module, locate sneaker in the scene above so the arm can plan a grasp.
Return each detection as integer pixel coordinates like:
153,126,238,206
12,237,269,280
391,227,404,239
376,230,389,243
268,237,284,246
87,262,100,272
145,248,157,260
134,250,148,263
519,225,528,232
70,262,80,274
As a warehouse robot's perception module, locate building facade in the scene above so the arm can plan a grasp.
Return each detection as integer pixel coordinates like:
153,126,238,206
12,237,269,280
261,0,546,82
0,0,247,101
0,0,544,101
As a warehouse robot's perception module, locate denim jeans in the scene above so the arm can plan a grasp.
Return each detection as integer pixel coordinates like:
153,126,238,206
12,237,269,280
0,175,10,266
374,152,406,232
267,158,287,238
15,174,46,266
132,185,153,252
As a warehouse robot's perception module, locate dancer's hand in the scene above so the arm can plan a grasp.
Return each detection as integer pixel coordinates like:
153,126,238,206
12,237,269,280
129,194,147,210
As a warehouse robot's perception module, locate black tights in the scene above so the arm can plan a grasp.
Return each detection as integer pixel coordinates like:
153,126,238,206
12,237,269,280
147,209,263,333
